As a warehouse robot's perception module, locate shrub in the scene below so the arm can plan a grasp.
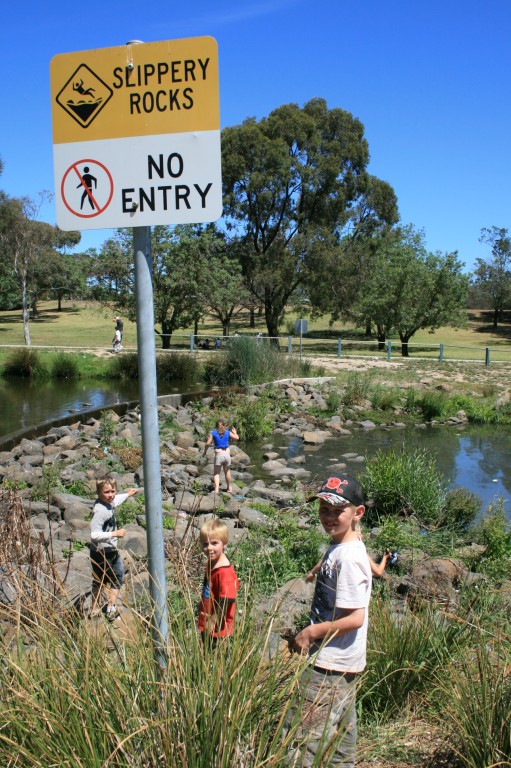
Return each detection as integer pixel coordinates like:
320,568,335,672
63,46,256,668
108,352,139,379
361,598,471,722
98,411,116,446
2,348,48,379
204,336,317,387
233,398,274,442
369,385,398,411
362,447,447,528
156,353,201,382
435,642,511,768
441,487,481,531
470,500,511,580
342,372,370,406
49,353,79,379
417,390,448,420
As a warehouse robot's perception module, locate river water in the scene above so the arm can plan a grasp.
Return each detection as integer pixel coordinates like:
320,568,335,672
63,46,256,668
1,378,509,517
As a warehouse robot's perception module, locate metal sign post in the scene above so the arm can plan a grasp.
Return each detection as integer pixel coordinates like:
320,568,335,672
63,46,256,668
133,224,168,659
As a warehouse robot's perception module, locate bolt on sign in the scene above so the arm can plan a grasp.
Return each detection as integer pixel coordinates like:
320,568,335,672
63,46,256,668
50,37,222,230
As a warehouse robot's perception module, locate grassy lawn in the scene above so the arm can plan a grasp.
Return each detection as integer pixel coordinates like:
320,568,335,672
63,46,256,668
0,301,510,363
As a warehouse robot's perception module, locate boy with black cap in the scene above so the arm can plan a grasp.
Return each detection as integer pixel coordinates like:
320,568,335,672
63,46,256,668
288,474,371,768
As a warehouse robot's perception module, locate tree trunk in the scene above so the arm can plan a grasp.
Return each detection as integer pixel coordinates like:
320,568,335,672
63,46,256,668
493,308,498,328
400,338,410,357
57,293,63,312
365,319,372,337
376,326,385,351
223,319,230,337
161,319,172,349
22,271,31,346
249,305,255,328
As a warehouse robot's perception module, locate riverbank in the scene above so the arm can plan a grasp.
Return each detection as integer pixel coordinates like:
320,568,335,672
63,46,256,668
1,373,510,765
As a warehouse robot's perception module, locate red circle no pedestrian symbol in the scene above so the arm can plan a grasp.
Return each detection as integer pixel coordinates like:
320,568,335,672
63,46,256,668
61,159,114,218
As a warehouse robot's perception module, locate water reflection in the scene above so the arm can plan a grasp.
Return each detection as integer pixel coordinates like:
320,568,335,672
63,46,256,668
279,425,510,517
0,377,202,437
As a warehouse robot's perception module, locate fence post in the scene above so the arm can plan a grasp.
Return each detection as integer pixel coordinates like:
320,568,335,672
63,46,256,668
485,347,490,367
337,338,342,358
288,336,292,354
190,334,194,352
439,343,444,362
387,341,392,361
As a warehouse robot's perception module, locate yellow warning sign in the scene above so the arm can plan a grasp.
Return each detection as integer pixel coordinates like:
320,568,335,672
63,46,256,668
50,37,220,144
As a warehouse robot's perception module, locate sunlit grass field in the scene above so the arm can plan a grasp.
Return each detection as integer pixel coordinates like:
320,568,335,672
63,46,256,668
0,301,510,362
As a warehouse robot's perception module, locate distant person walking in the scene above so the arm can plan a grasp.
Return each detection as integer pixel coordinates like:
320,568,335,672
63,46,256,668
113,316,123,340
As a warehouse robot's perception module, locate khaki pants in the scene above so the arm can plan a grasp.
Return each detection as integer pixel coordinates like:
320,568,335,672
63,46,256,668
285,666,357,767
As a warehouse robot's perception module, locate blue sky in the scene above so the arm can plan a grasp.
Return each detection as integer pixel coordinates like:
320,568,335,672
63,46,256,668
2,0,510,271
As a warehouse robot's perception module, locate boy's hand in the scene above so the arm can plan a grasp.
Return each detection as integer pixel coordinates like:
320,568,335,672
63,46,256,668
113,528,126,538
305,571,316,583
291,626,314,654
127,488,137,497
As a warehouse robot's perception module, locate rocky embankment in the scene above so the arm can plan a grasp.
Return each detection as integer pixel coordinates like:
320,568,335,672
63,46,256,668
0,378,494,633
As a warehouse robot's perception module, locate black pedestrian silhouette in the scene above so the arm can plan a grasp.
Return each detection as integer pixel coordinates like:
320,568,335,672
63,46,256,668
77,166,97,210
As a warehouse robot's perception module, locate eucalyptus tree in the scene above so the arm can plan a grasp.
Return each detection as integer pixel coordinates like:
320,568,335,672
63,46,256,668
473,226,511,328
353,226,468,356
221,97,398,338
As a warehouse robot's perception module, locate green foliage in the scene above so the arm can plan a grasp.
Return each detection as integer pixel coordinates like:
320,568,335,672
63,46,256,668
471,500,511,579
361,598,471,722
231,508,326,596
98,411,116,446
0,582,307,768
436,642,511,768
342,372,371,406
362,447,447,528
416,390,448,420
370,385,399,411
63,479,93,498
30,462,63,501
49,353,78,379
233,397,274,441
108,351,139,379
156,353,201,382
115,496,144,527
62,540,87,558
2,348,48,379
325,388,341,413
162,514,176,530
441,487,481,532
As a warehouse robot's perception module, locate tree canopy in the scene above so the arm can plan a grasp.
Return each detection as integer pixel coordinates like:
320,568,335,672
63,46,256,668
472,226,511,327
221,97,398,337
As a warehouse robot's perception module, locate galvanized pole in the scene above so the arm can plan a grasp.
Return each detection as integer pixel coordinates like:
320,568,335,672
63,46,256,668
133,225,168,658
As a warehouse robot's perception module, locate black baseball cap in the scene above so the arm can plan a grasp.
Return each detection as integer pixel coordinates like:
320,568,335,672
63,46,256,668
309,474,365,507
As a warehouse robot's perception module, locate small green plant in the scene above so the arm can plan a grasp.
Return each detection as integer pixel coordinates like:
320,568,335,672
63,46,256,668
471,500,511,580
62,540,87,558
342,372,370,407
64,479,93,498
369,385,398,411
234,398,273,442
325,389,341,414
441,487,481,531
162,514,176,530
30,463,64,501
50,353,79,379
99,411,116,446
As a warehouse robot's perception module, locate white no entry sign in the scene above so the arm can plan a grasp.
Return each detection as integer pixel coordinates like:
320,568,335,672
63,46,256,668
50,37,222,230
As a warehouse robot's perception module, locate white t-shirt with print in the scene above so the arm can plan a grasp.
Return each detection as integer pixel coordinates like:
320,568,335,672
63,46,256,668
310,539,372,673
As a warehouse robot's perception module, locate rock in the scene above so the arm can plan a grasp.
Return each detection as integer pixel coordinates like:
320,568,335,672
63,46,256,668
175,432,195,449
122,529,148,559
238,507,271,526
261,459,287,471
303,430,331,445
359,420,376,429
19,438,44,456
57,518,91,543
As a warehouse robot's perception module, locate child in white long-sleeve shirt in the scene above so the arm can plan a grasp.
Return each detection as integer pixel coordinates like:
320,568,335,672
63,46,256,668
90,477,137,620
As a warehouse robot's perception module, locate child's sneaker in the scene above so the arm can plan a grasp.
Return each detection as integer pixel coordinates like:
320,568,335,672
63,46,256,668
105,606,120,622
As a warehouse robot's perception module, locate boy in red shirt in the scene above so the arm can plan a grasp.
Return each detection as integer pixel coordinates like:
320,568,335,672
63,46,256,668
198,518,239,642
